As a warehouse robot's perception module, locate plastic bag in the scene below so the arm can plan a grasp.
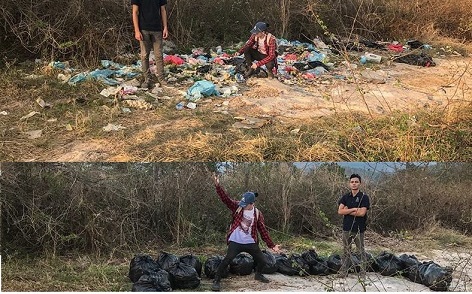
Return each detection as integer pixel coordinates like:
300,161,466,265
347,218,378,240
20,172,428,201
167,262,201,289
229,253,254,276
186,80,219,102
129,254,160,283
157,251,180,271
204,255,229,279
180,254,202,277
373,251,404,276
132,270,172,292
260,250,278,274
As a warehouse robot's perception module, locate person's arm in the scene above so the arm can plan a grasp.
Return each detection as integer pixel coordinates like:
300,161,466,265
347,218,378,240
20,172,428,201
160,4,168,39
255,36,277,67
237,34,256,55
256,211,280,251
132,5,142,41
349,207,367,217
338,203,357,215
213,174,239,211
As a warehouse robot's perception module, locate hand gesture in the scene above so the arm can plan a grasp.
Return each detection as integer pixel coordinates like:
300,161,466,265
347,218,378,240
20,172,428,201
213,172,220,186
271,244,281,254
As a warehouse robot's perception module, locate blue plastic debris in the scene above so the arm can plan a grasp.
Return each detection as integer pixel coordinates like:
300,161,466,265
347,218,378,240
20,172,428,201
186,80,220,102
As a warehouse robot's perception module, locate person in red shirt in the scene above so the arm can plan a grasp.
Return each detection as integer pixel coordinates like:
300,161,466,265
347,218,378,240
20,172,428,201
235,22,278,79
211,173,281,291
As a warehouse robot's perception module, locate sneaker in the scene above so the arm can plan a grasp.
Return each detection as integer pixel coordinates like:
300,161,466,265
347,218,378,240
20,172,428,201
254,273,270,283
141,80,151,89
211,279,221,291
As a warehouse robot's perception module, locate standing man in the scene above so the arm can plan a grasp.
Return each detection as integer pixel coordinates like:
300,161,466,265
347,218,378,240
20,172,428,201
234,22,278,79
131,0,168,88
337,174,370,278
211,173,281,292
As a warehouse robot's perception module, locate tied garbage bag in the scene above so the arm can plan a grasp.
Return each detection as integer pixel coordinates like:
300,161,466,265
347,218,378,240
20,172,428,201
230,253,254,276
186,80,219,102
129,254,161,283
327,254,342,273
157,251,180,271
275,253,300,276
301,249,318,266
167,262,201,289
408,261,453,291
288,254,310,276
308,256,330,276
180,254,202,277
259,249,278,274
132,270,172,292
373,251,404,276
204,256,229,279
398,254,421,277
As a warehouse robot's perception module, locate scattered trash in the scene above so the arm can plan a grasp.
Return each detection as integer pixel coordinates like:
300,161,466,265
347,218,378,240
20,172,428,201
363,52,382,63
122,107,132,113
65,124,73,131
36,98,52,108
47,118,57,122
176,102,185,110
100,87,121,97
20,111,40,121
232,117,268,129
102,123,126,132
393,53,436,67
26,129,43,139
290,128,300,134
0,111,8,115
186,102,197,109
186,80,220,101
124,99,154,110
24,74,43,79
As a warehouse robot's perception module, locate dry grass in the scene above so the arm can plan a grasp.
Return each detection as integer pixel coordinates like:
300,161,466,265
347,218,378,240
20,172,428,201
0,61,471,162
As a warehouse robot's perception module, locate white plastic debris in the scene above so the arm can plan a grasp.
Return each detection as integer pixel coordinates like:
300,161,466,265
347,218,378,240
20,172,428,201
20,111,40,121
102,123,127,132
26,130,43,139
0,111,8,115
36,98,52,108
186,102,197,109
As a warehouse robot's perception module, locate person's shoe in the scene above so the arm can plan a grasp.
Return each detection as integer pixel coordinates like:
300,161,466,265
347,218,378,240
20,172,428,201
141,79,151,89
244,68,254,79
211,279,221,291
254,273,270,283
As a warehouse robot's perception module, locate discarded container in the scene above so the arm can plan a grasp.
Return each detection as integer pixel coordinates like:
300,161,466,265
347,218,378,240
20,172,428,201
176,102,185,110
364,53,382,63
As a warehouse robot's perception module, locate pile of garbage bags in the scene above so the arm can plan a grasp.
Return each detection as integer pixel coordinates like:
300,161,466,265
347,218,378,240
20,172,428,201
129,249,453,291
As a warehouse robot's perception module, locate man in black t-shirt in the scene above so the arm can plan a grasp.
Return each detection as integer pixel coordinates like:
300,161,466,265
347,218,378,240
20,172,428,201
337,174,370,278
131,0,168,88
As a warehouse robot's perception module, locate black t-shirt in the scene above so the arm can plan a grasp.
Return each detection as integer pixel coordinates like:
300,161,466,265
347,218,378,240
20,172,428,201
338,191,370,233
131,0,167,31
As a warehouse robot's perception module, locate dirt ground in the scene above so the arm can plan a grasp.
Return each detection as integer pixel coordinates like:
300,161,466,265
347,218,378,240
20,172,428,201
198,249,472,292
230,56,472,119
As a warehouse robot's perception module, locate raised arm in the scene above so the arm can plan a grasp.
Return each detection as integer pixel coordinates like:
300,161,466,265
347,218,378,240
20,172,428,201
213,173,239,211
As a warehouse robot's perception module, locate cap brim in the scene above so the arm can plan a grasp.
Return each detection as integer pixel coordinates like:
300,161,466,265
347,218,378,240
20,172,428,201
250,29,260,34
239,200,248,207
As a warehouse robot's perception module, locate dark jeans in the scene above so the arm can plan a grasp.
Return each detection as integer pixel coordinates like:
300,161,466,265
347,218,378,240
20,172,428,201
215,241,266,280
243,47,276,74
340,231,367,274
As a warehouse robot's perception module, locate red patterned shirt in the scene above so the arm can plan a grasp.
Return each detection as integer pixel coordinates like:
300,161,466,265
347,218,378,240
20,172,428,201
215,184,276,249
238,33,277,68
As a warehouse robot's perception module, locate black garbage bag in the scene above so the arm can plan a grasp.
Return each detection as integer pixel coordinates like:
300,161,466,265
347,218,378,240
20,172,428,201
275,253,300,276
406,40,424,49
301,249,318,266
373,252,404,276
157,251,180,271
230,253,254,275
288,253,310,276
132,270,172,292
259,249,278,274
398,254,421,277
180,254,202,277
129,254,161,283
393,53,436,67
204,255,229,279
168,262,201,289
408,261,453,291
196,65,211,74
327,254,342,273
308,256,330,275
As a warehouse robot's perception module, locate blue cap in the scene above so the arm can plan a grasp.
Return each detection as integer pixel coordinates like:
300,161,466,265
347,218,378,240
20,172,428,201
250,22,267,34
239,192,256,207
